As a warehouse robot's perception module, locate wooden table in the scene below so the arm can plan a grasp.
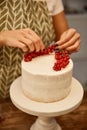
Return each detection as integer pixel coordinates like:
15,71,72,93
0,91,87,130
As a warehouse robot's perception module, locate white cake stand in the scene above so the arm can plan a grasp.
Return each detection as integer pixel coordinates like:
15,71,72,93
10,77,84,130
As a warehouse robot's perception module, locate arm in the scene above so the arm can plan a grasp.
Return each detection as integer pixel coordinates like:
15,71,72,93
52,11,68,41
52,11,80,54
0,29,45,52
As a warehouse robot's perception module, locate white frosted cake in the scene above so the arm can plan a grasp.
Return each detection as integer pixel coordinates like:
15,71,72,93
21,54,73,103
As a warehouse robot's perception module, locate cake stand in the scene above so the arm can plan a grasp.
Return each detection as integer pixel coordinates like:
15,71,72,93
10,77,84,130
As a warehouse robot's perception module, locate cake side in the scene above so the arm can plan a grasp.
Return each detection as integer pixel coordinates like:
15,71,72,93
21,54,73,103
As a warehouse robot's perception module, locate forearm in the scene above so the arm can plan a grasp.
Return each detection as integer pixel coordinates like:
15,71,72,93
52,11,80,53
52,11,69,41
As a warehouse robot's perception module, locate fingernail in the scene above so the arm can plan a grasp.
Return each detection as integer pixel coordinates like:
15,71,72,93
54,48,59,52
54,43,58,47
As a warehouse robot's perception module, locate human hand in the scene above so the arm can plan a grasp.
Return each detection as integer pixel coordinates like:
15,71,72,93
56,28,80,54
0,28,45,52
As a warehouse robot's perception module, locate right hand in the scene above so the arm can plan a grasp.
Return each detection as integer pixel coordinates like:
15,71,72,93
0,28,45,52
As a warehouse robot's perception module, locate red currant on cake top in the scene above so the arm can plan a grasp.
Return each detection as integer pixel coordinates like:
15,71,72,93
24,44,70,71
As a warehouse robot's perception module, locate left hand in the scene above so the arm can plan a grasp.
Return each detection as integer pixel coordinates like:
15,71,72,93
56,28,80,54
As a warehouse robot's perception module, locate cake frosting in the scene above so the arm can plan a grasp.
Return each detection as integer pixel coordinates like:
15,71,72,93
21,54,73,103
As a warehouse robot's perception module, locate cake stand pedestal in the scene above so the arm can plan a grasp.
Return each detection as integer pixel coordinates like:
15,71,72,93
10,77,84,130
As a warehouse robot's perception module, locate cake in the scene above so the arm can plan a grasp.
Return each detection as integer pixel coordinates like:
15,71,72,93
21,52,73,103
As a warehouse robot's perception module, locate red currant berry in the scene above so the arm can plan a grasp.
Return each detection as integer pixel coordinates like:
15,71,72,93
53,63,61,71
24,55,32,62
55,54,62,60
30,52,37,58
43,48,49,55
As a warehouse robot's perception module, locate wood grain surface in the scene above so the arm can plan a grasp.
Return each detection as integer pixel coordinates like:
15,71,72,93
0,91,87,130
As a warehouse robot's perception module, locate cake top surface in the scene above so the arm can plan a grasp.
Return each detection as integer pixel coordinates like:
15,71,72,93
22,54,73,76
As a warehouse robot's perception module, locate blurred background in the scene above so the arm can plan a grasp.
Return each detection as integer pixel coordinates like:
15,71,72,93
62,0,87,89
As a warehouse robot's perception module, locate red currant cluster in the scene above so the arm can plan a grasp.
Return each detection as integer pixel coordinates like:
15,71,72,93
24,44,70,71
24,45,55,62
53,50,70,71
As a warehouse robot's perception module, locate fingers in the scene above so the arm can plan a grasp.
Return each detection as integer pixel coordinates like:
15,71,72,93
57,28,77,45
66,39,80,54
9,40,28,52
56,28,81,54
20,36,35,52
20,28,45,52
58,32,80,49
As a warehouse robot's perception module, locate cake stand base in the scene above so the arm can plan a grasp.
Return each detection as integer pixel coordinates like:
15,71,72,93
10,77,84,130
30,117,61,130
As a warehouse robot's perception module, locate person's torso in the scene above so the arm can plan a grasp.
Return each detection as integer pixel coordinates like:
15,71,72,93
0,0,55,98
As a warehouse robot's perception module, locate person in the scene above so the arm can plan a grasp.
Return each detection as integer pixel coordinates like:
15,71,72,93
0,0,80,99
